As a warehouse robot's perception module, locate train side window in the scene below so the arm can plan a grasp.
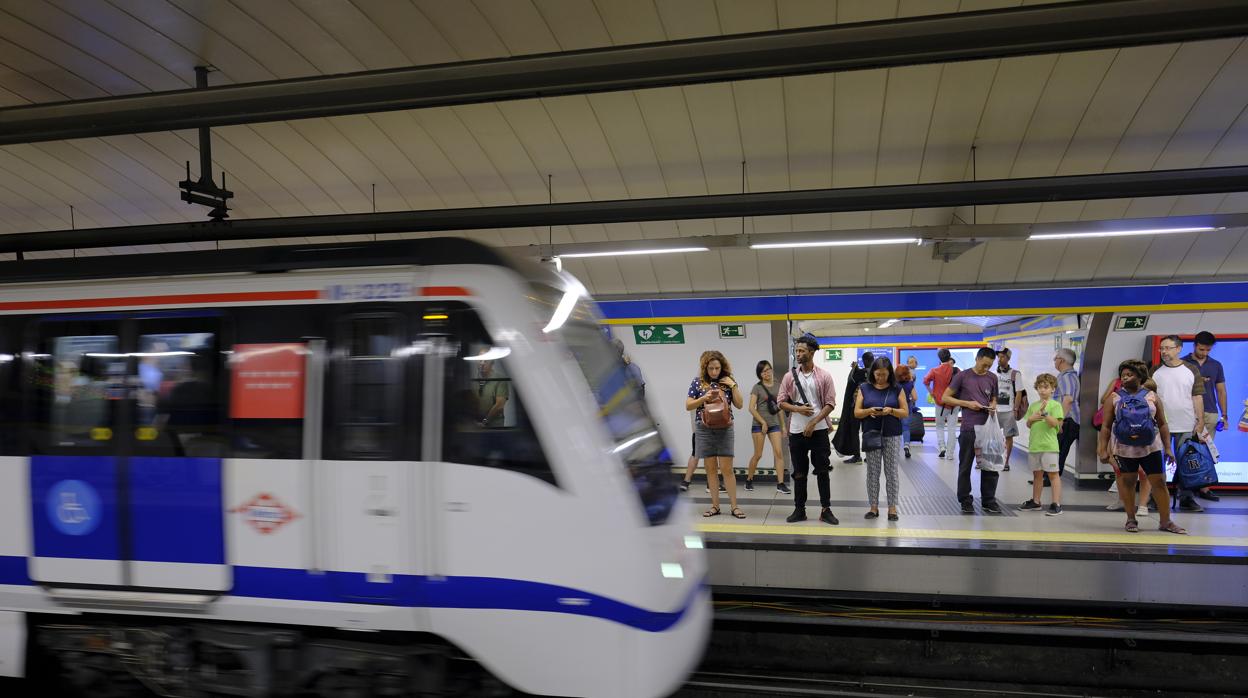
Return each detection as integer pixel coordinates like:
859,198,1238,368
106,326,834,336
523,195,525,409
331,313,404,459
440,307,555,486
40,334,124,449
134,332,225,457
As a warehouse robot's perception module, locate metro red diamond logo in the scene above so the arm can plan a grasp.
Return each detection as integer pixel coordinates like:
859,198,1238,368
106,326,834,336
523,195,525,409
231,492,299,534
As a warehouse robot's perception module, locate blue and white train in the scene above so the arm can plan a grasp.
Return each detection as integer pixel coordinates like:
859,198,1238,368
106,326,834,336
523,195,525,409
0,239,709,697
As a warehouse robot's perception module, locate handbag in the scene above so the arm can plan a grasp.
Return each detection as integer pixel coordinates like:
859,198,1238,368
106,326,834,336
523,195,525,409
862,429,883,452
760,383,780,415
701,384,733,429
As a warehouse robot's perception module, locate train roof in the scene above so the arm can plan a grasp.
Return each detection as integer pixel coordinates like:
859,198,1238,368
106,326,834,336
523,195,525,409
0,238,555,287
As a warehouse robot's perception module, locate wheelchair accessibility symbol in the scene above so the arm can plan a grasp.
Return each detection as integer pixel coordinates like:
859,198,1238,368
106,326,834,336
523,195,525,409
47,480,101,536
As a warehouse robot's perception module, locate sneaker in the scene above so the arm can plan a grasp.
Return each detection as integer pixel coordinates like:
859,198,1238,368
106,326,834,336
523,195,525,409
938,450,947,459
1136,506,1149,518
785,509,807,523
679,481,690,492
982,503,1003,515
1019,499,1043,511
960,502,975,515
819,508,839,525
1179,499,1204,512
843,456,862,464
904,447,911,458
776,482,792,495
1197,490,1221,502
744,479,754,491
1046,504,1063,516
1003,463,1011,471
1106,500,1124,511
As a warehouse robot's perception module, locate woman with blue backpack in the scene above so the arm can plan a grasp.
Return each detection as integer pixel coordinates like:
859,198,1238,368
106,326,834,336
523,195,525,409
1096,360,1186,534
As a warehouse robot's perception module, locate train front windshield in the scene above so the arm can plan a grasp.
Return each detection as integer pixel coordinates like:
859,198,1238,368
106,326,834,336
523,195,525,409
559,320,678,525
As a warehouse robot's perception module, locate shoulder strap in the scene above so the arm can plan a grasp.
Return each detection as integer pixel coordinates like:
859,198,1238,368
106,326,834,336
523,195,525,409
791,367,811,404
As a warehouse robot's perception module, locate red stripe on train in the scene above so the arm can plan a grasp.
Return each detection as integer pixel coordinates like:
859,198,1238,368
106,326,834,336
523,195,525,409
420,286,471,296
0,290,321,312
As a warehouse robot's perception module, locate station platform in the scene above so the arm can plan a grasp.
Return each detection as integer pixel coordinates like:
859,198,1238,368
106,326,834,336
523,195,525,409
687,440,1248,609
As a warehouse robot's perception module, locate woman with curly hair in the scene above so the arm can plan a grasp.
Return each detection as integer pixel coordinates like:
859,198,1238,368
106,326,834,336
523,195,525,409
686,350,745,518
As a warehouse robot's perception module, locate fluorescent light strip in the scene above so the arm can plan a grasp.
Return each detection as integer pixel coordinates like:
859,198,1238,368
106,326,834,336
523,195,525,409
1028,226,1221,241
750,237,919,250
557,246,709,259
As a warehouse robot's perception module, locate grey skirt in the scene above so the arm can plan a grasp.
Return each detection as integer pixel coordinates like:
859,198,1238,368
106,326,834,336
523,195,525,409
695,422,735,458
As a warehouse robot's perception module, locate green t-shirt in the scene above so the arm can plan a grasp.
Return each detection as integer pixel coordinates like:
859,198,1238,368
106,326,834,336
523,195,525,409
1024,399,1064,453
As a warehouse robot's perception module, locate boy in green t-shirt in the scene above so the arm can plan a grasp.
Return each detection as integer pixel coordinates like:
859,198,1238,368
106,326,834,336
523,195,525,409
1020,373,1065,515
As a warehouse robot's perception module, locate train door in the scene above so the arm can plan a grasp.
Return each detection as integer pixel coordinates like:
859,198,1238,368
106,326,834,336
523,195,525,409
27,314,229,592
321,309,421,602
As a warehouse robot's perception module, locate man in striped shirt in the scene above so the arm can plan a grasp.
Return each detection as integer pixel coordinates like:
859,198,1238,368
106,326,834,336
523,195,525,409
1053,348,1080,481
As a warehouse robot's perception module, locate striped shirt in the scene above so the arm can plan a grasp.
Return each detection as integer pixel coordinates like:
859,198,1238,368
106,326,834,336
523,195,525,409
1056,369,1080,423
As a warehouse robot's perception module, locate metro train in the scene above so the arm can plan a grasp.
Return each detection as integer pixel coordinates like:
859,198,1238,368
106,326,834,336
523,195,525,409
0,239,710,698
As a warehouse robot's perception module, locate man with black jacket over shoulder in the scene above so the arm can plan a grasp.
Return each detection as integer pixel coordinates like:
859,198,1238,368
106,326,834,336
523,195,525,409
778,335,840,525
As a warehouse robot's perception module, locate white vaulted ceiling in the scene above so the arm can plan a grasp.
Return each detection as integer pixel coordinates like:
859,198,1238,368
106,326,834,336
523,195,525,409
1,0,1248,296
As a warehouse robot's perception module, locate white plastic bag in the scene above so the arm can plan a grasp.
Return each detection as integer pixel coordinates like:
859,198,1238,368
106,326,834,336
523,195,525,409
974,418,1006,472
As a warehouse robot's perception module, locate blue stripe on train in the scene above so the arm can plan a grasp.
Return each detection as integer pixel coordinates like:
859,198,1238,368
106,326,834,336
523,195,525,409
0,557,700,633
230,566,702,633
129,457,224,565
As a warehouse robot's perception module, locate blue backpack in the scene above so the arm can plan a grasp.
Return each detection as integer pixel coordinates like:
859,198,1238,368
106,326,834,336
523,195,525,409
1175,440,1219,491
1112,389,1156,446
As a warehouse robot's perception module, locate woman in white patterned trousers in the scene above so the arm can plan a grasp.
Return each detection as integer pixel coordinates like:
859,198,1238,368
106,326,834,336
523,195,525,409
855,357,909,522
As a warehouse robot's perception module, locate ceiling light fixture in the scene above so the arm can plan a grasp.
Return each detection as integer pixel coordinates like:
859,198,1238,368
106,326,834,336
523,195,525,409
750,237,919,250
1028,226,1222,241
556,246,709,259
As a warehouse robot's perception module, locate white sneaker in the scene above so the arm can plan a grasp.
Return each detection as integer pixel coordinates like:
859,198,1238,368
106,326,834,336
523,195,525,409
1105,500,1124,511
1136,506,1149,517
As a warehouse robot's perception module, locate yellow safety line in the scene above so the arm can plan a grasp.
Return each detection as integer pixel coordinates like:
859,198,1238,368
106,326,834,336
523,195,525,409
695,522,1248,548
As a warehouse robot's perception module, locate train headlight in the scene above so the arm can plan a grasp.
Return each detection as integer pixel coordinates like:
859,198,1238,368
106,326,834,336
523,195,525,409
683,535,703,549
660,563,684,579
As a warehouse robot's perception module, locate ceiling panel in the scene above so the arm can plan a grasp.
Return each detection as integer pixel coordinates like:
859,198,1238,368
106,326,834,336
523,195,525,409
0,0,1244,296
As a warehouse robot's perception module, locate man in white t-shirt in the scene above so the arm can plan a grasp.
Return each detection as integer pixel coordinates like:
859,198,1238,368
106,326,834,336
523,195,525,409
1152,335,1207,512
994,348,1025,472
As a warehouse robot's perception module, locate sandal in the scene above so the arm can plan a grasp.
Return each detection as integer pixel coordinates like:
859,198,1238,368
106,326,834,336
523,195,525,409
703,506,721,517
1159,521,1188,535
731,507,746,519
1125,519,1139,533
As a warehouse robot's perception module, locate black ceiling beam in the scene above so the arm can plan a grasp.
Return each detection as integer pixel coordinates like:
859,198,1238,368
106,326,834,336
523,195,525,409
3,0,1248,144
5,166,1247,254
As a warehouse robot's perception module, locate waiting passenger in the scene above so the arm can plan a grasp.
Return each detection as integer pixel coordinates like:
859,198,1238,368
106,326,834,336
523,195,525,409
1101,374,1154,517
994,347,1025,472
778,335,839,525
1019,373,1064,515
686,351,744,519
1052,348,1080,481
1097,360,1185,534
681,351,719,494
476,359,509,428
895,364,918,458
1183,331,1225,503
855,357,907,521
1153,335,1207,512
924,349,959,460
611,338,646,398
746,360,789,493
942,347,1000,514
833,352,873,464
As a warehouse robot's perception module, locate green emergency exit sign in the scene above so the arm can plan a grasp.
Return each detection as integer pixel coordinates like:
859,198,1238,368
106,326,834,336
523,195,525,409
719,324,746,339
824,349,842,361
1116,315,1149,331
634,324,684,345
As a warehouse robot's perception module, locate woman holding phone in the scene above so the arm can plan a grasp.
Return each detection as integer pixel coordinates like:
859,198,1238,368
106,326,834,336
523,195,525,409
854,357,908,521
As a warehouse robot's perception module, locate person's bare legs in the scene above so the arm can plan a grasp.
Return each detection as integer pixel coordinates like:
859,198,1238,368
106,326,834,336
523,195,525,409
683,453,699,485
1118,473,1138,522
747,432,764,483
1047,470,1062,505
1148,473,1174,527
1004,434,1014,469
720,456,739,512
1031,470,1044,505
1138,475,1152,511
768,431,785,484
705,456,720,511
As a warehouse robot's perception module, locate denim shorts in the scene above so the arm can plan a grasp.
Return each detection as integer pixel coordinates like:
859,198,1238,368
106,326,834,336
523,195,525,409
751,424,781,434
